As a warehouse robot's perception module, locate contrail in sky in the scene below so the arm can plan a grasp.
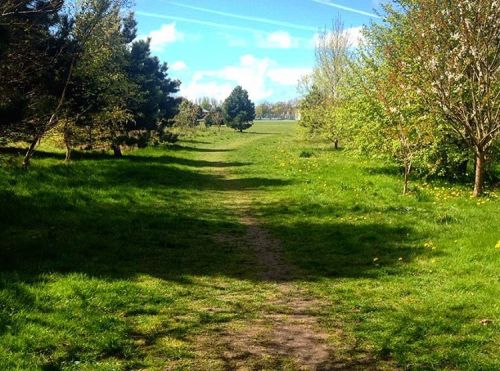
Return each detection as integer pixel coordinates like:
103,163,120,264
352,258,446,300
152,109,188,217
169,2,318,32
312,0,382,19
136,11,269,35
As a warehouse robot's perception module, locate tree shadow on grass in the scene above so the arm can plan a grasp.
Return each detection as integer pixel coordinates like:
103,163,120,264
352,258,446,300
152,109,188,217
261,199,439,277
0,158,437,370
364,164,402,177
0,145,235,162
0,188,431,284
0,145,433,283
179,139,211,145
167,145,234,153
0,185,433,370
42,162,287,191
124,154,252,168
70,151,251,168
242,132,275,135
269,220,428,280
0,149,293,282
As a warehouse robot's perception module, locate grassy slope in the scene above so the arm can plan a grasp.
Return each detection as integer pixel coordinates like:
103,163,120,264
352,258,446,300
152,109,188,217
0,121,498,369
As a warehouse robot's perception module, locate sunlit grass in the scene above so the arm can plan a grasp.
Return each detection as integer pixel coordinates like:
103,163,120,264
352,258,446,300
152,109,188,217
228,122,500,369
0,121,498,369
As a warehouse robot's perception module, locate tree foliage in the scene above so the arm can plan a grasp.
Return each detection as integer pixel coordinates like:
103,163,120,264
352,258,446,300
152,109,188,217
174,99,202,130
0,0,64,145
299,2,499,195
222,86,255,132
401,0,499,195
255,100,297,120
204,107,224,129
0,0,180,165
298,18,352,149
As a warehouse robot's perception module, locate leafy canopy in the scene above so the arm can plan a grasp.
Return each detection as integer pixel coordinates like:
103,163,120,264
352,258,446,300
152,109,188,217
222,86,255,132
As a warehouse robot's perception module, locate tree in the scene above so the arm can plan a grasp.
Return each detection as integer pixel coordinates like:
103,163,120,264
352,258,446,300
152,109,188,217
204,107,224,129
0,0,64,146
0,1,182,164
255,100,297,120
298,18,352,148
314,18,351,101
196,96,220,112
364,63,434,194
174,99,202,130
385,0,500,196
62,2,138,160
127,39,180,134
356,11,437,194
19,0,133,166
298,84,329,139
222,86,255,132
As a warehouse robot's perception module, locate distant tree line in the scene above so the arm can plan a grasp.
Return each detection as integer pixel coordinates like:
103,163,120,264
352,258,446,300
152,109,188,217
174,86,256,132
0,0,181,165
255,100,298,120
299,0,499,196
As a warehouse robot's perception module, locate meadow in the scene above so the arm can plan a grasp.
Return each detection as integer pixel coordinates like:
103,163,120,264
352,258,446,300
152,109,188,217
0,121,498,370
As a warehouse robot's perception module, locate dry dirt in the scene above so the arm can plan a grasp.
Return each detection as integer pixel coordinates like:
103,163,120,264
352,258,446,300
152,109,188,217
195,199,340,370
186,145,381,370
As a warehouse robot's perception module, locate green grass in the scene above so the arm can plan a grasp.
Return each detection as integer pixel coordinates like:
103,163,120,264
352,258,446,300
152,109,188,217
0,121,499,369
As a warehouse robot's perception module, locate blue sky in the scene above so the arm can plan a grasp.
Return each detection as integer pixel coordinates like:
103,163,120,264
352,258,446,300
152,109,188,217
134,0,383,103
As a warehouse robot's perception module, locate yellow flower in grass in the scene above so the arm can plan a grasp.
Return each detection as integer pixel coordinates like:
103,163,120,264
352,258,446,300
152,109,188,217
424,241,436,250
496,241,500,249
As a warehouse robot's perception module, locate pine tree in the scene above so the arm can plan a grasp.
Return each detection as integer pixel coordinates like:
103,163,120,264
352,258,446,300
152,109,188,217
222,86,255,132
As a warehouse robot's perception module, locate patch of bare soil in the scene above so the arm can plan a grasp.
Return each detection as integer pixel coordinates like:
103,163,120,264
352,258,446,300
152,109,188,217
197,208,340,370
239,214,292,281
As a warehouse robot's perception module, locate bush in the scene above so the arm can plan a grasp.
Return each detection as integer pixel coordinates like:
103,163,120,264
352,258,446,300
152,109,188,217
299,150,313,158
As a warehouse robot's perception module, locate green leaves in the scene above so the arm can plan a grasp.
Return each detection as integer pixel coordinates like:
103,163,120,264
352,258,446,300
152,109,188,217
222,86,256,132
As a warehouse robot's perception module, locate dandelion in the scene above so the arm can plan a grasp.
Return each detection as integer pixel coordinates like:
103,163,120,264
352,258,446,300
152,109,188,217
424,241,436,250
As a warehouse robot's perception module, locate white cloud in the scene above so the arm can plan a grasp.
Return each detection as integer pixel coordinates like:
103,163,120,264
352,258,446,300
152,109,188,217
267,68,312,86
346,26,364,47
182,55,272,101
181,81,233,102
180,54,310,102
144,23,185,52
220,33,248,48
258,31,294,49
171,61,187,71
222,30,305,49
311,26,364,48
137,11,311,50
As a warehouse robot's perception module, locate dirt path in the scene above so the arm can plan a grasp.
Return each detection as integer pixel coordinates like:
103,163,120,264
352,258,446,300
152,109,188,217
194,138,340,370
209,213,337,370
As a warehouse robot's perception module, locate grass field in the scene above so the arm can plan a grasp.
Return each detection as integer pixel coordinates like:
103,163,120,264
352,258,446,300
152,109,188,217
0,121,499,369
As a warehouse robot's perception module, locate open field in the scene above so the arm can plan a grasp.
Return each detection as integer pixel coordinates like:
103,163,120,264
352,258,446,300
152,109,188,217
0,121,499,370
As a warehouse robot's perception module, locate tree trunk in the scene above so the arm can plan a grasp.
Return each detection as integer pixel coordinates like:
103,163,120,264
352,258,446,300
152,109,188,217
112,144,122,158
403,160,411,195
23,57,76,167
65,142,72,162
473,150,485,197
333,138,339,149
23,133,42,168
64,128,72,162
